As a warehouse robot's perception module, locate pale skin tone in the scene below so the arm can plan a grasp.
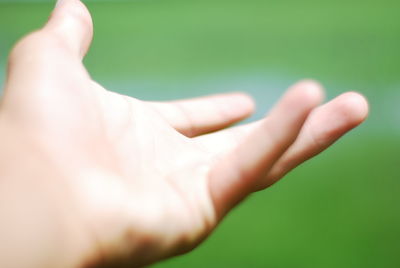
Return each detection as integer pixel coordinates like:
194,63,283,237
0,0,369,267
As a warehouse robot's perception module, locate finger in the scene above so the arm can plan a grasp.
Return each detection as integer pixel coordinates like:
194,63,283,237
196,92,368,156
8,0,93,70
208,80,323,217
195,120,260,153
254,91,369,190
198,92,369,191
148,93,255,137
5,0,93,93
46,0,93,58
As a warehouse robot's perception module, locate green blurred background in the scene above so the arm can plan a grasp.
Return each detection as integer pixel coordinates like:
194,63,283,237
0,0,399,267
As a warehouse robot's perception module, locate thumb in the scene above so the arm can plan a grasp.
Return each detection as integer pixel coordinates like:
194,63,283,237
4,0,94,95
46,0,94,59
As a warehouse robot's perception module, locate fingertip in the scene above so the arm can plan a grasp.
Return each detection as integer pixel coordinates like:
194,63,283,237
337,91,369,126
295,79,324,89
228,92,256,116
294,79,325,106
281,80,325,114
210,92,256,123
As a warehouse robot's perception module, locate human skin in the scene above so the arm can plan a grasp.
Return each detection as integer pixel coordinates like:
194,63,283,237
0,0,369,267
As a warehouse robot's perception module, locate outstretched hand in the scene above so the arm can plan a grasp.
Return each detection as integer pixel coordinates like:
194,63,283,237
0,1,368,267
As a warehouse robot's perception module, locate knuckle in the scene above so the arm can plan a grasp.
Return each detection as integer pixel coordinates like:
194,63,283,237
9,30,66,66
9,32,38,64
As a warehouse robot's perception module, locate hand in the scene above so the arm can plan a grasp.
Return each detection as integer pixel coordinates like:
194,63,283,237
0,0,368,267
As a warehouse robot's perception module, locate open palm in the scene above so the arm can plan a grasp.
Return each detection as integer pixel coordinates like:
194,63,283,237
0,1,368,267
